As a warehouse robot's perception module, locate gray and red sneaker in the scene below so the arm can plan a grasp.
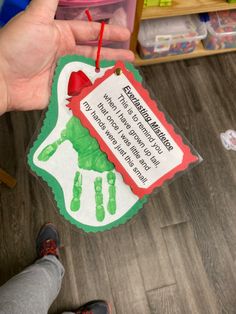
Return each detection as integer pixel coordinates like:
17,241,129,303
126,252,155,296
36,223,60,259
74,300,111,314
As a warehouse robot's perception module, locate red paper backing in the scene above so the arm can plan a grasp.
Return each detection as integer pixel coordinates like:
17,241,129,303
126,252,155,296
68,62,198,197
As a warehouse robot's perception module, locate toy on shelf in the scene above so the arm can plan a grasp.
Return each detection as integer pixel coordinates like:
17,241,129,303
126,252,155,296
203,10,236,50
144,0,172,7
159,0,172,7
144,0,159,6
138,15,207,59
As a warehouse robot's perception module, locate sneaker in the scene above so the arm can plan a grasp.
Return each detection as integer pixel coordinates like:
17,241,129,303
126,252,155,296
74,300,111,314
36,223,60,259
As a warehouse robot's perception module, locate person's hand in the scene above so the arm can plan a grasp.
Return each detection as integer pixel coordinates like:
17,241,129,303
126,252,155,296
0,0,134,114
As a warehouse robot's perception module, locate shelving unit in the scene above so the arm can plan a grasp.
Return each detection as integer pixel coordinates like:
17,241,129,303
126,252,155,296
131,0,236,66
135,42,236,65
142,0,236,19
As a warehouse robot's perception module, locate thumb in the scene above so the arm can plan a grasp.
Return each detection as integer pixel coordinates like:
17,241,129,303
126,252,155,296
28,0,59,20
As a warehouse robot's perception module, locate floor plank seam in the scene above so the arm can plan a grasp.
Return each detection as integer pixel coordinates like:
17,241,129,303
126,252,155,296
146,283,177,294
129,225,152,314
160,219,190,230
98,236,120,314
160,227,179,288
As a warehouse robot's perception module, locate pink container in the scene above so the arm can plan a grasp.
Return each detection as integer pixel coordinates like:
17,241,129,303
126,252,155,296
56,0,136,48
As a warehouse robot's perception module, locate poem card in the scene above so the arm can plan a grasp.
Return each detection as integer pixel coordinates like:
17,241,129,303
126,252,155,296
68,61,199,198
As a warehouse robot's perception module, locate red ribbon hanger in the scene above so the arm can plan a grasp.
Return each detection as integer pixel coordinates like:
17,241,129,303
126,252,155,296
67,9,105,96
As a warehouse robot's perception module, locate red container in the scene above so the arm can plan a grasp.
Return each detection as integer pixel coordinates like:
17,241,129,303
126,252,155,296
56,0,137,48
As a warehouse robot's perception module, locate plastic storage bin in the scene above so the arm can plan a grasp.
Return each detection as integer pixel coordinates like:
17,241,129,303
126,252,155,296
138,15,207,59
202,10,236,50
56,0,136,48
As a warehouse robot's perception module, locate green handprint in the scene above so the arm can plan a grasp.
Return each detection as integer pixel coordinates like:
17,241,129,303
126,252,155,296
38,116,116,222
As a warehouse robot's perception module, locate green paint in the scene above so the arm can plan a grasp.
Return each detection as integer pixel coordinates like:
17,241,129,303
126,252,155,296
107,171,116,215
38,138,64,161
28,55,148,232
62,117,114,172
38,116,115,221
39,117,114,172
70,171,82,211
94,177,105,222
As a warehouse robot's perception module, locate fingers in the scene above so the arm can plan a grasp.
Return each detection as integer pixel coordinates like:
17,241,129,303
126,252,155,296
75,46,135,63
28,0,59,20
66,20,131,42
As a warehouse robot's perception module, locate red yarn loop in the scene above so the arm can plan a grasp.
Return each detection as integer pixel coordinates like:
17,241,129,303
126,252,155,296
96,21,105,71
84,9,105,72
85,9,92,22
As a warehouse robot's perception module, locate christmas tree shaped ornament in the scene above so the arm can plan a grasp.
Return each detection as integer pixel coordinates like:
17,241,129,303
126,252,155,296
28,55,201,232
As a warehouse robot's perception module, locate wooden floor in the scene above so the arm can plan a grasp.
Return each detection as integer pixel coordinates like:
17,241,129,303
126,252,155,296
1,53,236,314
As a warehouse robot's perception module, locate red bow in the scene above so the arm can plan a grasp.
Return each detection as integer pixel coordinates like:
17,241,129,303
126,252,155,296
68,71,92,97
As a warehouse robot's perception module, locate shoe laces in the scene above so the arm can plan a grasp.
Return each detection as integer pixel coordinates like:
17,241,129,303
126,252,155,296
39,239,58,258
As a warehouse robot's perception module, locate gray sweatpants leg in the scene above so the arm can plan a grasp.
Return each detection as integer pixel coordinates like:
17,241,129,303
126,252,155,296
0,255,65,314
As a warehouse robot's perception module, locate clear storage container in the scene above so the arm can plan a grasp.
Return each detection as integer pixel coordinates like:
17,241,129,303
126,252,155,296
56,0,136,48
202,10,236,50
138,15,207,59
